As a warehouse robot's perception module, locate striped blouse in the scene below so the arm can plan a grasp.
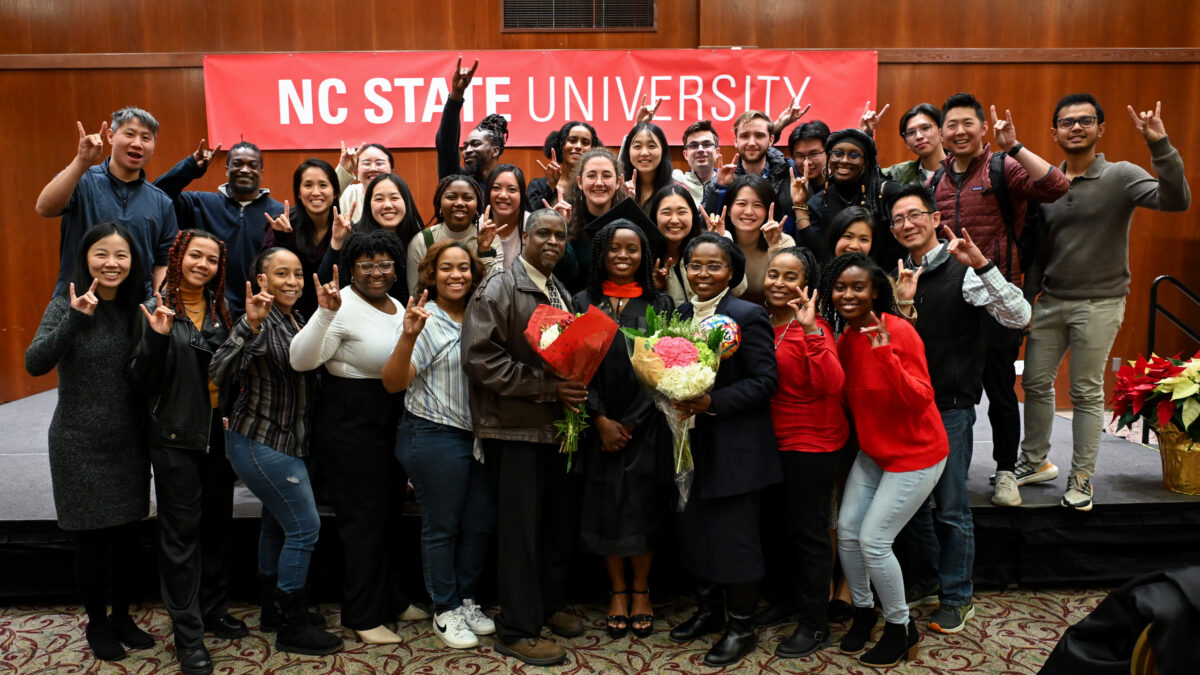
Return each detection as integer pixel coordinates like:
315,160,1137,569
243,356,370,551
404,302,471,431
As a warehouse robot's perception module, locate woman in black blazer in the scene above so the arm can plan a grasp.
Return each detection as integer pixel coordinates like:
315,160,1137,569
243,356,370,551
668,233,781,667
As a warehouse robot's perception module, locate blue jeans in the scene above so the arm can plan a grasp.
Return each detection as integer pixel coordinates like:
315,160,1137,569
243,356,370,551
902,408,977,607
838,452,946,625
396,414,496,614
225,431,320,593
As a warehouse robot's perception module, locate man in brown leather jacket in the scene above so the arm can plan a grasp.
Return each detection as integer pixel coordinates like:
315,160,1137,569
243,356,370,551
461,208,589,667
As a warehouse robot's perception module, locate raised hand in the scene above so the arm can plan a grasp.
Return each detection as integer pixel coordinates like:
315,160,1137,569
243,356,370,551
652,256,674,290
789,165,809,207
714,152,737,187
760,203,782,246
402,290,431,338
636,95,663,123
450,56,479,100
76,121,107,165
314,266,342,312
140,291,175,335
990,105,1018,151
699,204,726,235
1127,101,1166,143
944,226,988,269
192,138,222,170
542,195,573,224
244,280,274,332
265,200,293,233
330,204,354,249
788,287,818,332
536,148,562,187
894,260,923,304
624,169,638,197
68,279,99,316
595,415,632,452
477,205,498,251
859,101,890,134
339,140,362,176
771,95,811,137
861,312,891,348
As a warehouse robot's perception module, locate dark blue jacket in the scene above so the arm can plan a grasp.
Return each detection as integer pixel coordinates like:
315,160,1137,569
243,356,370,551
679,293,782,499
154,156,285,315
54,158,177,297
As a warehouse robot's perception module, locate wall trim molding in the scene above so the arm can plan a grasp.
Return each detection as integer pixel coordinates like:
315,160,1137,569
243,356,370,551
2,48,1199,70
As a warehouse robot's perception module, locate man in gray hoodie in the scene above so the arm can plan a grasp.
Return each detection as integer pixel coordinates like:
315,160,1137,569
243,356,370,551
1012,94,1191,511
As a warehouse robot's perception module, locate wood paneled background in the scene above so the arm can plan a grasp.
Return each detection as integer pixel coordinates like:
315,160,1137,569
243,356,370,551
2,0,1197,403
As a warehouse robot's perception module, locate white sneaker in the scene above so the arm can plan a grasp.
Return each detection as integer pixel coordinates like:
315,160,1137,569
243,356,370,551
1061,472,1094,511
433,608,478,649
459,598,495,635
991,471,1022,506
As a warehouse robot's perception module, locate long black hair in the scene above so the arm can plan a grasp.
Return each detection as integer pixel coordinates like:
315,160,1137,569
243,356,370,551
647,184,705,256
821,205,877,266
585,220,657,305
290,158,341,257
818,129,891,229
619,122,674,205
71,222,146,314
816,252,896,336
724,174,776,252
484,163,532,219
356,173,423,247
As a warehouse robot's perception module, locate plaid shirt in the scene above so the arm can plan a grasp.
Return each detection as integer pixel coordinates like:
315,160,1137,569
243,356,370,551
209,306,318,458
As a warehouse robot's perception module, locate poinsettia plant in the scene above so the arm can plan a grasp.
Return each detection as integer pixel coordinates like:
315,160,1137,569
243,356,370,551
1110,351,1200,442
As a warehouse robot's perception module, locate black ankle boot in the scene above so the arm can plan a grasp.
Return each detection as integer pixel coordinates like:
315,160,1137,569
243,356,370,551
839,606,878,655
860,618,919,667
776,625,830,658
273,587,342,656
703,612,757,666
669,584,725,643
260,575,325,632
85,617,127,662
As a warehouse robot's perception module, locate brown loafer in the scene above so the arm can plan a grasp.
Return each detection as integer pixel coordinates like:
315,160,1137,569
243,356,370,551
545,610,585,638
494,637,567,666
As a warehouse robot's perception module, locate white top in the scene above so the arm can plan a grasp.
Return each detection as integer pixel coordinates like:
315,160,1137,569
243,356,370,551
288,289,404,378
497,211,528,270
406,223,505,295
336,165,366,223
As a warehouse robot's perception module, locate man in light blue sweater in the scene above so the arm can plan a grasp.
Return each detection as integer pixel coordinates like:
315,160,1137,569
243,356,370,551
1012,94,1191,511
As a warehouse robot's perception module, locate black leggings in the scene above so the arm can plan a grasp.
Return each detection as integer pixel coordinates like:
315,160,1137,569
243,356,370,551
75,521,142,623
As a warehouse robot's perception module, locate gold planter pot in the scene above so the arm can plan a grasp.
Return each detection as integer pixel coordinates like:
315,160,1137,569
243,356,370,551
1154,424,1200,496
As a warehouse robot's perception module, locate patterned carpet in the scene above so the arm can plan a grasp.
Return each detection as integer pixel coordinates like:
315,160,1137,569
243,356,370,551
0,588,1104,674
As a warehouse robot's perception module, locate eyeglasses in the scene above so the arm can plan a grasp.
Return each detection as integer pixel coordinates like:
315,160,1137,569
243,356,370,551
794,150,824,162
890,211,934,227
685,263,729,274
358,159,390,169
355,260,396,274
901,123,936,139
1055,115,1098,130
685,141,716,151
830,149,864,161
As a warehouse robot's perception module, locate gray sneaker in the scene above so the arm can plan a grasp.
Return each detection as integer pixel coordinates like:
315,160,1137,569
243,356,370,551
1061,473,1094,511
1013,455,1059,486
929,603,974,634
991,471,1022,506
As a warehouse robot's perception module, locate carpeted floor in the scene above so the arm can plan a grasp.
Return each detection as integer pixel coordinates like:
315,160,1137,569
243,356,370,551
1,588,1104,674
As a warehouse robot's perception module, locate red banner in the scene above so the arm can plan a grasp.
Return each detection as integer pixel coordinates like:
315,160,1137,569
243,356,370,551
202,50,877,150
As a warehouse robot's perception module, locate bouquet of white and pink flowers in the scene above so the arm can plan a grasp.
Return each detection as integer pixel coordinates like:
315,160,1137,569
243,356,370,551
622,308,740,508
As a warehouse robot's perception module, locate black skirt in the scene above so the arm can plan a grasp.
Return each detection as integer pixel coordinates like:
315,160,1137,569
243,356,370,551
675,490,764,585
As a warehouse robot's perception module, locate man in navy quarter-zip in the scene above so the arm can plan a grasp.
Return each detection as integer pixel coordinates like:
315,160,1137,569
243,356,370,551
155,140,285,315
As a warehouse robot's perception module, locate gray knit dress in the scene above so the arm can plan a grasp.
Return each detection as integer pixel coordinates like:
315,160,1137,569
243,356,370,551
25,297,149,531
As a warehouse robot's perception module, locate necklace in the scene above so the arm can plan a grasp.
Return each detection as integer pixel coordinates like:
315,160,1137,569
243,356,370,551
774,319,794,349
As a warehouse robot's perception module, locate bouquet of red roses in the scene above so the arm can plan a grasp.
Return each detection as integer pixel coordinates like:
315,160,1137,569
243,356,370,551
524,304,620,470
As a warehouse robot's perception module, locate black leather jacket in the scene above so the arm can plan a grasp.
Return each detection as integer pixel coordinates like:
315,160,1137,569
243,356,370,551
129,292,229,450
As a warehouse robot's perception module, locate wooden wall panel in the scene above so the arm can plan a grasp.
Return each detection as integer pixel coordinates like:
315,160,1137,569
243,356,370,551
2,0,1199,403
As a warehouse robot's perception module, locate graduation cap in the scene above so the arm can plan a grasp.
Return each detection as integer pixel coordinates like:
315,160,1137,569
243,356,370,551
583,198,669,264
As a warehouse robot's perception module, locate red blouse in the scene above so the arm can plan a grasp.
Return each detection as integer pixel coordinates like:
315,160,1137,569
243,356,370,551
770,318,850,453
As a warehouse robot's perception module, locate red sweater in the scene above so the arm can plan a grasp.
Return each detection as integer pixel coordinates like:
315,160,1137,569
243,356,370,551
837,314,948,472
770,318,849,453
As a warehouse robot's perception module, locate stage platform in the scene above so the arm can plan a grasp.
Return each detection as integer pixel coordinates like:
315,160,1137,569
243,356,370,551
3,389,1199,603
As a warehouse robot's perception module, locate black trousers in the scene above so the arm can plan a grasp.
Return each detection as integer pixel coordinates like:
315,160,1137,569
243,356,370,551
314,375,406,630
150,413,235,648
984,317,1025,472
486,439,580,643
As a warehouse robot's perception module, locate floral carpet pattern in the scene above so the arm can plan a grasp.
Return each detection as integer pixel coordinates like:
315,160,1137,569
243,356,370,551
0,588,1105,674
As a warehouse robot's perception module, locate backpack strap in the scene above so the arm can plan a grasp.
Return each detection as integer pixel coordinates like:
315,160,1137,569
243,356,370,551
989,151,1018,237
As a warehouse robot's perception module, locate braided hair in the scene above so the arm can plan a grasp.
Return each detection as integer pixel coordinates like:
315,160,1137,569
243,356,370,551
769,245,820,294
476,114,509,154
816,252,896,336
585,220,657,305
160,229,232,328
818,129,892,230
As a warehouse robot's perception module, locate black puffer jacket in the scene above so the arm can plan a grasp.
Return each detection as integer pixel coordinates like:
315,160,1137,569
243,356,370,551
128,291,229,450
